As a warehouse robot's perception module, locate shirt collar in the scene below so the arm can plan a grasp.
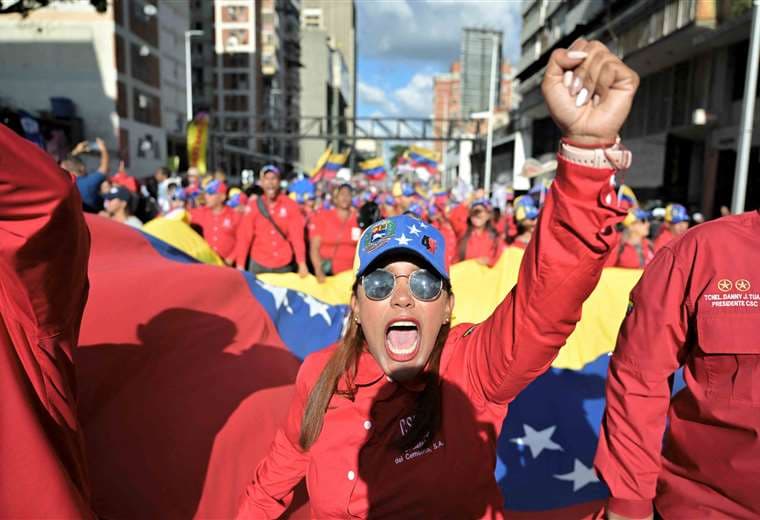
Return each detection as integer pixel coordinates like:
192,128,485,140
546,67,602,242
339,347,431,394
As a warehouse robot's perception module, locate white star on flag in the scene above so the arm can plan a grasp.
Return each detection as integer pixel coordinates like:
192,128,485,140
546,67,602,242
395,233,412,246
509,424,564,459
554,459,600,492
301,294,332,325
256,281,293,314
408,224,421,236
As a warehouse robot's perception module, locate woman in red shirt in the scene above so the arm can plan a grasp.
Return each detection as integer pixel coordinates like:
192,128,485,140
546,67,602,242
236,41,638,519
456,199,505,266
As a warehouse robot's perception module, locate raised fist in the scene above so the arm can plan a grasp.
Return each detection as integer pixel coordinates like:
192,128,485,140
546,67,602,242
542,40,639,146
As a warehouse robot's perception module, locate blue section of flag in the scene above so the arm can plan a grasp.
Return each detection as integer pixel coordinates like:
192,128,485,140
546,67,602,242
324,161,343,171
408,151,438,167
362,166,386,177
499,353,611,512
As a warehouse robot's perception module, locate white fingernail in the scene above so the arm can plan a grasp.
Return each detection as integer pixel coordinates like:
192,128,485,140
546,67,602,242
568,51,588,60
571,76,582,95
593,94,600,107
563,71,573,88
576,88,589,107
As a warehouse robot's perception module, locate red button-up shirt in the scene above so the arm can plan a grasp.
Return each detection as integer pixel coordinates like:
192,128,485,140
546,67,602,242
595,210,760,519
458,228,505,267
0,124,93,518
236,156,626,519
235,193,306,269
190,206,240,260
307,208,360,275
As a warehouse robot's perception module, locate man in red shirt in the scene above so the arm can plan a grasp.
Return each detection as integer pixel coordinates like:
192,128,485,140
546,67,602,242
189,180,240,265
308,183,361,282
1,124,94,517
653,203,689,252
595,209,760,519
235,165,308,276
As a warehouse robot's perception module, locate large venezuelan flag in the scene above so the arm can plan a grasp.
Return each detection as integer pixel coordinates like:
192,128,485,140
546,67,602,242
70,215,643,519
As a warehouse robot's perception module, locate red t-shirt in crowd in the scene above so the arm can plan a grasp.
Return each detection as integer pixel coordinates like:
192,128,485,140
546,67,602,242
458,228,505,267
235,193,306,269
449,204,469,239
308,208,361,274
653,227,674,252
595,210,760,520
604,239,655,269
190,206,240,260
235,155,627,519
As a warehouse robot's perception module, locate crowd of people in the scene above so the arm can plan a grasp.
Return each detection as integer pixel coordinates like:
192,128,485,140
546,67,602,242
59,137,699,278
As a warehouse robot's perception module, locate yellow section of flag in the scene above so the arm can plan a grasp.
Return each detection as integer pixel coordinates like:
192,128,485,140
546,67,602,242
259,247,643,369
143,213,224,266
186,115,209,174
310,146,332,177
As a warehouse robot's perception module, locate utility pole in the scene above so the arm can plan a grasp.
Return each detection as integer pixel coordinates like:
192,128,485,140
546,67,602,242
484,33,499,196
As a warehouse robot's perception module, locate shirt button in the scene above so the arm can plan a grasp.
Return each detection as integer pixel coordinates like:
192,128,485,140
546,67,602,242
347,470,356,481
363,420,372,430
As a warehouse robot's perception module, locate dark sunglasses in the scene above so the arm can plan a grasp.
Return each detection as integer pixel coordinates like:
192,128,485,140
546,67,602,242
361,268,443,302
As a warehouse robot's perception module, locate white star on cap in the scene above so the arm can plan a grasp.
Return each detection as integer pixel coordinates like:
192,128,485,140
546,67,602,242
418,221,428,229
301,294,332,325
395,233,412,246
554,459,600,492
509,424,564,459
408,224,421,236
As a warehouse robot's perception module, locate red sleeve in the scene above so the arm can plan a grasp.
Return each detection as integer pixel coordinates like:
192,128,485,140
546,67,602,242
593,247,690,519
460,155,626,404
236,356,313,518
235,210,256,268
286,201,306,264
307,210,323,240
0,124,93,517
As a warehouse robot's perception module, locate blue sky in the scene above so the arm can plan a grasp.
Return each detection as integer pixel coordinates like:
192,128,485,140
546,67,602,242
356,0,523,118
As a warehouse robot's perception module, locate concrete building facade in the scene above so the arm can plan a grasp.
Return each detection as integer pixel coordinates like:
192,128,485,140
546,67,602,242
0,0,190,176
515,0,760,216
298,0,354,172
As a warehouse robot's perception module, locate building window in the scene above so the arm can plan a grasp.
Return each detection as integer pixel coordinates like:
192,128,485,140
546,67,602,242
222,5,249,22
130,43,160,88
223,117,250,132
137,134,160,159
222,53,250,68
115,34,126,74
117,81,128,117
224,95,249,112
129,0,159,47
222,29,250,50
133,88,161,127
119,128,129,166
223,72,249,90
114,0,123,26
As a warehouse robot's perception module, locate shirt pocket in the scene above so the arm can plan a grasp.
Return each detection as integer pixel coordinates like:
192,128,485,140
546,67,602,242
697,313,760,406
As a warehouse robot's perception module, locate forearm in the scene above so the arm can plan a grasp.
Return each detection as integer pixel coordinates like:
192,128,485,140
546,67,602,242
309,238,323,274
467,154,626,403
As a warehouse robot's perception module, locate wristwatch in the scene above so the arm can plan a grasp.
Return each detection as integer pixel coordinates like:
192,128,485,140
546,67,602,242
558,139,632,170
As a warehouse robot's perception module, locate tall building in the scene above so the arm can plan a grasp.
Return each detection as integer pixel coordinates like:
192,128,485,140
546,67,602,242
515,0,760,216
190,0,301,176
0,0,189,176
260,0,301,170
299,0,355,172
461,28,503,117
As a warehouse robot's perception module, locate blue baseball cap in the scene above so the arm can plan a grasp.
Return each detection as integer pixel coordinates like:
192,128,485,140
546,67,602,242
665,203,689,224
401,183,415,197
204,180,228,195
355,214,449,280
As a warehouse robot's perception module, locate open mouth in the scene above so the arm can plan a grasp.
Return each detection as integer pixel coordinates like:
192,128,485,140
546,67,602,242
385,319,420,362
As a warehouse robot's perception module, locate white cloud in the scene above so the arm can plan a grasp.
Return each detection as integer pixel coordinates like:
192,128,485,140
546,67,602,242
394,73,434,116
358,81,398,115
358,0,522,65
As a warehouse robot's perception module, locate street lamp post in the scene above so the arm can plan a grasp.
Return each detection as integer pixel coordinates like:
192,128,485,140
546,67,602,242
484,33,499,196
185,30,204,122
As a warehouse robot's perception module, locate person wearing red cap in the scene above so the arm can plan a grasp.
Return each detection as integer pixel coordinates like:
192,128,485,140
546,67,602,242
653,203,689,252
1,123,94,517
457,199,505,266
189,180,240,265
235,165,308,276
236,40,638,519
595,208,760,520
309,183,361,283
